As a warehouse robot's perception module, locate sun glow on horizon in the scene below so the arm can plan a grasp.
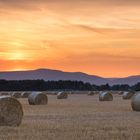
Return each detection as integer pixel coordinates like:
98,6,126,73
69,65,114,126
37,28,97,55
7,51,28,60
7,68,29,72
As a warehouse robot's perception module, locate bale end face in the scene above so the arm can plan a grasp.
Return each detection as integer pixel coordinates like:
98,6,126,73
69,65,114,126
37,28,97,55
0,96,23,126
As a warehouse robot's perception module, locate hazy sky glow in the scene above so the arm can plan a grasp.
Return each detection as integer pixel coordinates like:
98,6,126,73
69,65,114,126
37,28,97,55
0,0,140,77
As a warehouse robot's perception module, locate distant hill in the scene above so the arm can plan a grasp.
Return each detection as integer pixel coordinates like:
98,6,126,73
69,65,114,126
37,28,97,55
107,75,140,86
0,68,140,85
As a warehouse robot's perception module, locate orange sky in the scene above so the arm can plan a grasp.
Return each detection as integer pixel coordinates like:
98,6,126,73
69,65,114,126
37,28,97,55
0,0,140,77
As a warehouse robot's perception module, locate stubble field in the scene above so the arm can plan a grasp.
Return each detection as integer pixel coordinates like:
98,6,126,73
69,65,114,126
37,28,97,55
0,94,140,140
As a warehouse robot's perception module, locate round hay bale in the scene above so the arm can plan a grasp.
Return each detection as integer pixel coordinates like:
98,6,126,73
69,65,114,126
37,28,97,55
0,92,9,96
118,91,124,95
99,92,113,101
53,92,58,95
47,91,57,95
8,92,12,96
131,92,140,111
57,92,68,99
21,92,31,98
70,91,75,94
42,91,57,95
41,91,48,95
68,91,73,94
122,91,134,99
12,92,21,98
28,92,48,105
111,91,117,94
0,96,23,126
88,91,95,96
95,91,100,94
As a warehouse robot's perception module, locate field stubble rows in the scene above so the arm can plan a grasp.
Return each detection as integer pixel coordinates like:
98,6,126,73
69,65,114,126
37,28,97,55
0,94,140,140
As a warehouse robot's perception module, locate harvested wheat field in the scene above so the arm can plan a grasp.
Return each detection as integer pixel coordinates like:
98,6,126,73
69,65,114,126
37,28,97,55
0,94,140,140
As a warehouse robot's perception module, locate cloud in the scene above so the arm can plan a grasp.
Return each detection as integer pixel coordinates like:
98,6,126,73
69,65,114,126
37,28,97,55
72,24,105,34
0,0,42,11
0,0,140,10
70,24,134,34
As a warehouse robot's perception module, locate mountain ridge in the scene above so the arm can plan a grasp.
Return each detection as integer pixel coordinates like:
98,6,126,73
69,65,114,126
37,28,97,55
0,68,139,86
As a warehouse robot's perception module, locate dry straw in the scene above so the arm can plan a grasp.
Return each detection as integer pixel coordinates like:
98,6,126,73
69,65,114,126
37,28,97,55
0,96,23,126
28,92,48,105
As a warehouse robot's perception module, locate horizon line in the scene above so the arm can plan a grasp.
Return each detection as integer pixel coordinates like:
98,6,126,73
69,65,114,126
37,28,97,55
0,68,139,79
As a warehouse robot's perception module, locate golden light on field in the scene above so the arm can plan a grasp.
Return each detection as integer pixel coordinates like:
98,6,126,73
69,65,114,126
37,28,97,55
0,0,140,77
0,94,140,139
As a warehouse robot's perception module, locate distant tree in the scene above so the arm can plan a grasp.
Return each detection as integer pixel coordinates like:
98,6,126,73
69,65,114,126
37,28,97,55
0,79,139,92
111,84,130,91
132,82,140,91
99,83,110,91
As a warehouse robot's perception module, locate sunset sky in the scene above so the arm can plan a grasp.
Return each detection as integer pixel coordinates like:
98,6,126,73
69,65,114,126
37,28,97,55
0,0,140,77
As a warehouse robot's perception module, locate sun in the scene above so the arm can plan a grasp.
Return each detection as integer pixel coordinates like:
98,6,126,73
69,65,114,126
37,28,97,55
8,51,27,60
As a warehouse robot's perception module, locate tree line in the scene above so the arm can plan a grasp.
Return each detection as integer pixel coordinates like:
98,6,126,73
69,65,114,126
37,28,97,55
0,79,139,91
